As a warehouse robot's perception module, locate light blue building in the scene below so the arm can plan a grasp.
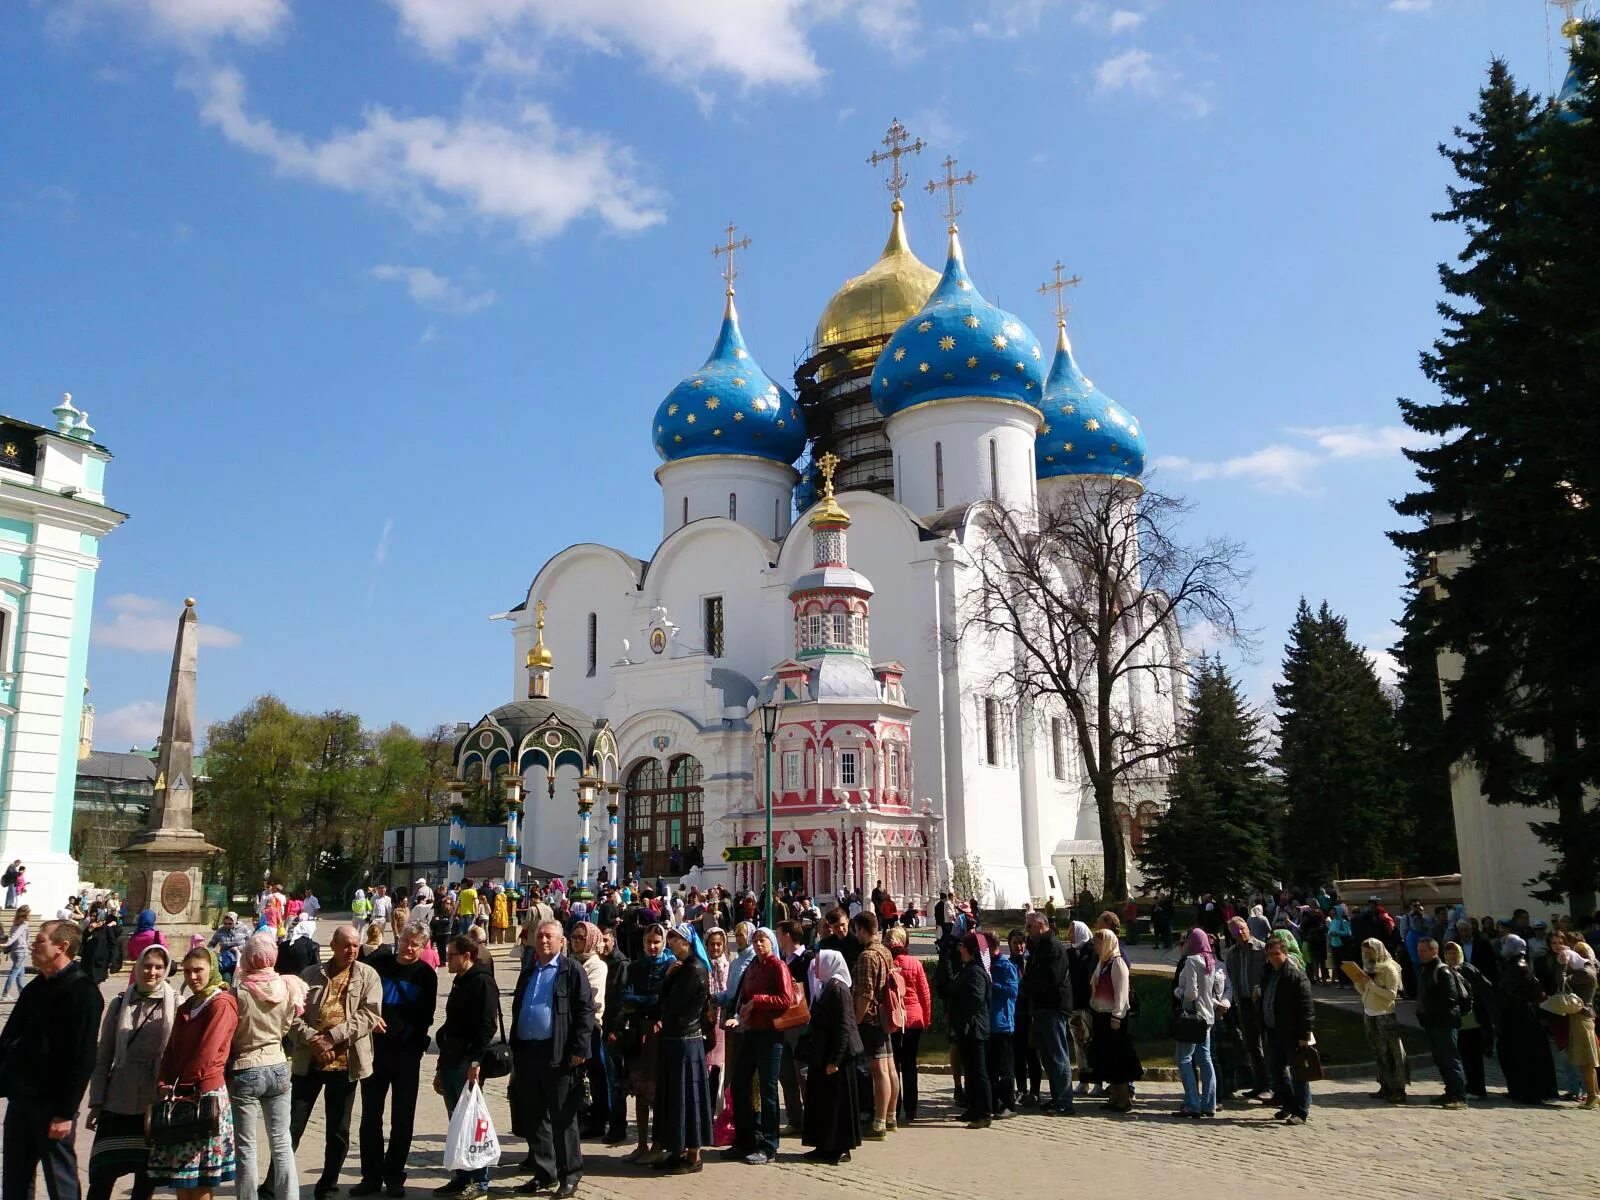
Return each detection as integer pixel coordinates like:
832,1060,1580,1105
0,394,125,907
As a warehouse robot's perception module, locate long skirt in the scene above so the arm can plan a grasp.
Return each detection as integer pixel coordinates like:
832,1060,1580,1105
800,1054,861,1159
626,1028,660,1097
89,1109,154,1178
1088,1010,1144,1085
147,1087,236,1188
1568,1011,1599,1070
1365,1013,1409,1093
655,1035,713,1154
1499,1008,1558,1103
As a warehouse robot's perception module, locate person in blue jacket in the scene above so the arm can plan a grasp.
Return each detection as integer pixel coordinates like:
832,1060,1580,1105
987,930,1020,1118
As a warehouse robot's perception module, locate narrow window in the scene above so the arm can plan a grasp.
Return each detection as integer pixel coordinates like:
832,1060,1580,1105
837,749,859,788
807,613,824,648
783,750,802,791
831,611,848,646
729,492,737,520
682,495,689,527
888,746,901,791
703,595,724,658
773,496,781,539
586,613,597,677
1051,717,1067,780
989,438,999,500
934,441,945,508
984,697,1000,766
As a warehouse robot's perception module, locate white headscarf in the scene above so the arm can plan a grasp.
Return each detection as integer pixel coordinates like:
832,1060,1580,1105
1068,920,1093,948
808,947,852,1003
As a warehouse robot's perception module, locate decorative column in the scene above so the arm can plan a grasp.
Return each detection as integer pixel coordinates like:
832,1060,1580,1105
575,770,598,900
503,774,523,890
605,783,622,884
446,780,467,886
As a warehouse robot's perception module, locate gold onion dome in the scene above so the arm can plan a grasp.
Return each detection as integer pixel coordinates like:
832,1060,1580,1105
812,200,940,382
525,603,554,670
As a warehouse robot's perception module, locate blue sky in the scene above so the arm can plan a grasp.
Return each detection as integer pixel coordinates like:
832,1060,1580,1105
0,0,1572,748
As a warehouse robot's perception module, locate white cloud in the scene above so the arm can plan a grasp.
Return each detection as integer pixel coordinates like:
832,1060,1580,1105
1366,647,1400,692
93,699,164,750
373,517,395,567
1091,45,1211,117
94,593,243,653
1108,9,1145,34
908,107,962,151
1157,423,1432,493
971,0,1053,38
370,265,496,314
54,0,289,47
1387,0,1431,11
1289,424,1427,460
187,66,665,241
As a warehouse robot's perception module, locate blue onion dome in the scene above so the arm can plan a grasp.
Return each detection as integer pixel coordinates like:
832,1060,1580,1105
872,228,1047,418
1036,319,1147,480
653,292,806,465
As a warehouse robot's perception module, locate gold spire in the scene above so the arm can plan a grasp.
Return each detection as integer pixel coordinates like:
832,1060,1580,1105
526,599,553,670
1552,0,1583,42
809,450,850,527
712,222,751,298
868,118,926,203
1038,260,1083,348
925,154,977,233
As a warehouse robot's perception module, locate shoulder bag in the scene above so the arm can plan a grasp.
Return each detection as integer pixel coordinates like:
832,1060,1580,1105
480,999,513,1080
148,1084,222,1144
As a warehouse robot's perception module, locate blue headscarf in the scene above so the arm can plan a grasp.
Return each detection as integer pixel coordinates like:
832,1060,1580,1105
670,922,712,972
135,908,158,934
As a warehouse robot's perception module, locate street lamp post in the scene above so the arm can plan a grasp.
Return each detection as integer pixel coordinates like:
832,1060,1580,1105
759,701,780,928
575,770,598,901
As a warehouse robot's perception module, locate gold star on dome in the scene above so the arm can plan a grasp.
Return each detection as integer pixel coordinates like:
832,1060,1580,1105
1063,442,1074,452
1025,382,1034,390
667,403,679,416
1004,323,1021,338
733,377,746,387
674,434,683,443
990,372,1001,380
964,315,981,328
733,348,747,359
943,372,955,380
1032,346,1042,360
656,425,664,434
777,419,786,428
939,335,956,351
1084,418,1100,432
918,362,930,372
1109,442,1119,453
957,280,971,291
894,347,907,362
918,320,933,333
712,428,722,436
992,334,1008,350
706,397,721,410
1015,362,1025,371
686,413,697,424
1063,404,1076,415
733,411,744,421
1040,423,1052,434
690,378,704,388
966,356,978,368
1044,454,1054,462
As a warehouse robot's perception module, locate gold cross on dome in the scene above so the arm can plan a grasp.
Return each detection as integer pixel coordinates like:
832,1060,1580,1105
925,155,976,230
868,118,926,202
1038,261,1083,326
1551,0,1583,40
712,222,751,295
817,451,840,498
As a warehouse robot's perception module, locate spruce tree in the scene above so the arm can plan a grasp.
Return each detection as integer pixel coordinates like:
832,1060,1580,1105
1390,29,1600,912
1390,555,1459,875
1273,600,1406,884
1138,656,1276,899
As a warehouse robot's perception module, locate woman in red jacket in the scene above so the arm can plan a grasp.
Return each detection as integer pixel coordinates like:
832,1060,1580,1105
148,948,240,1200
725,927,792,1165
886,927,933,1121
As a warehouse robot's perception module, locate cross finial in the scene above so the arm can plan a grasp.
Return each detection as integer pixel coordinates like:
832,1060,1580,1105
817,451,840,498
1038,261,1083,328
1552,0,1583,40
925,155,977,231
536,600,546,631
868,118,926,205
712,222,751,296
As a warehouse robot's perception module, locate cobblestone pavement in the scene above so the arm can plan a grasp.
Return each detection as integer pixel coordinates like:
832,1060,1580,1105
7,934,1599,1200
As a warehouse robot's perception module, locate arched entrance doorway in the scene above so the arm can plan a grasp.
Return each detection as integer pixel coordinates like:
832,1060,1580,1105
624,755,704,879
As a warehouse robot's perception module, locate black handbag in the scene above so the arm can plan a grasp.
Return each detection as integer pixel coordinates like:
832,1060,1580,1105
148,1086,222,1145
480,1001,513,1080
1173,1011,1209,1044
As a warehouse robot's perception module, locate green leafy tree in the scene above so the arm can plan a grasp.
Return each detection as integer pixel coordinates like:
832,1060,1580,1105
1139,656,1278,899
1273,600,1406,883
196,695,314,893
1390,31,1600,912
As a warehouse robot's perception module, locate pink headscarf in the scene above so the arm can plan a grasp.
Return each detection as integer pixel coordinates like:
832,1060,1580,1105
237,931,287,1003
1185,926,1216,973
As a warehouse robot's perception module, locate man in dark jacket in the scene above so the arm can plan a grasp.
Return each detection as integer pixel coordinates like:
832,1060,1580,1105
1261,933,1315,1125
511,919,595,1200
0,919,105,1200
357,926,438,1195
1415,938,1468,1108
434,936,500,1199
1223,917,1271,1100
1021,913,1074,1115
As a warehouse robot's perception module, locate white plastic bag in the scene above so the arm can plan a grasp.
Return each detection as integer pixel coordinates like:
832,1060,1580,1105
443,1081,501,1172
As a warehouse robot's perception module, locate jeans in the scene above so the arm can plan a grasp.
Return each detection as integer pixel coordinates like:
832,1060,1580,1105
231,1063,297,1200
439,1062,489,1187
289,1069,359,1191
731,1029,782,1156
3,1096,80,1200
1030,1010,1074,1111
359,1042,424,1186
1424,1024,1467,1101
2,955,24,1000
1264,1033,1311,1119
1174,1028,1216,1114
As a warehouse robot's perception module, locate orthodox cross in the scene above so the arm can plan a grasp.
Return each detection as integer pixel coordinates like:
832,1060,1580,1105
818,450,841,498
868,118,925,202
925,155,977,229
712,222,751,295
1038,261,1083,326
1551,0,1581,32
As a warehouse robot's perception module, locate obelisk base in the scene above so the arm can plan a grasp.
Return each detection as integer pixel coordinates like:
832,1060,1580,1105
118,829,220,929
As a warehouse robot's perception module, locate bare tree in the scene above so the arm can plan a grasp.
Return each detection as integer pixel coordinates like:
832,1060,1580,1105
954,478,1250,901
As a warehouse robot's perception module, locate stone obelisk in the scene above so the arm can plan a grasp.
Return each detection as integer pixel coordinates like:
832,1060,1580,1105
118,598,219,926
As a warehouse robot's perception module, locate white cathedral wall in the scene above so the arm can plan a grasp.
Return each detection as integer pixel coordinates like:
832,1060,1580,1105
886,400,1040,519
655,456,797,544
511,546,641,717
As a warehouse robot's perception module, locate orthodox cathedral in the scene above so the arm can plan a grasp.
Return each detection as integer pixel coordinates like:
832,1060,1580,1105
453,126,1184,909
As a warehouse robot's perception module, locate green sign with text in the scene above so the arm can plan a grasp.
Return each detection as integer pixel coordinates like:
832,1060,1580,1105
722,845,764,863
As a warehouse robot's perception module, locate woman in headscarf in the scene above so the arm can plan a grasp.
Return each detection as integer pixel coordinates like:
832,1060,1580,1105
1064,920,1095,1094
1247,905,1272,945
620,923,673,1163
149,948,240,1200
278,913,320,975
1562,939,1598,1107
1496,933,1557,1104
571,921,612,1140
86,944,178,1200
1271,927,1308,971
1172,927,1227,1118
227,932,301,1200
1352,938,1407,1103
1088,928,1141,1113
949,932,994,1128
82,901,121,985
651,924,713,1174
703,927,731,1105
126,908,168,962
801,949,861,1164
727,926,794,1164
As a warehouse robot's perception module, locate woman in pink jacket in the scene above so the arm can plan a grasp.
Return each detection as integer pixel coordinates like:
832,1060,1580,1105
886,926,932,1122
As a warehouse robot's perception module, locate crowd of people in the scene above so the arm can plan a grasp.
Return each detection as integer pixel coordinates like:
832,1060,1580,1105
5,874,1600,1200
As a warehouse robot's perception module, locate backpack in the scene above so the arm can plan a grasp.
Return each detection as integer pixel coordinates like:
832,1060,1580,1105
0,867,13,888
1450,967,1474,1017
881,957,908,1034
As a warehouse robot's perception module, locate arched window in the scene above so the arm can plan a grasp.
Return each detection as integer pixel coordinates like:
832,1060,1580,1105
624,755,704,879
1134,802,1159,858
